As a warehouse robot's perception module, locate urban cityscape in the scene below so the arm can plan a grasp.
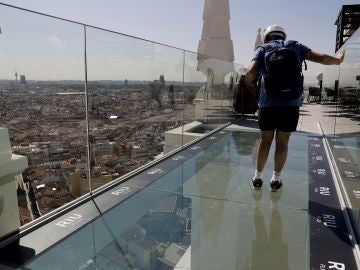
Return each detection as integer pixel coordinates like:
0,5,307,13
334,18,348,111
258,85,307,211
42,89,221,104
0,76,202,224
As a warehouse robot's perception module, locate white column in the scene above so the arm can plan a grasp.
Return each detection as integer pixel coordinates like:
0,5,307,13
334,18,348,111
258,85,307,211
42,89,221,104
0,127,28,238
197,0,234,85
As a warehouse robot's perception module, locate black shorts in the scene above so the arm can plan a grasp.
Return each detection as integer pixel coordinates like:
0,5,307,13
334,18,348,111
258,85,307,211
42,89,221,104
258,106,300,132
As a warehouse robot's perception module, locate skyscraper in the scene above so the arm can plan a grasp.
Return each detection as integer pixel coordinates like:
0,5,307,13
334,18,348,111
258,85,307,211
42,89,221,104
20,75,26,84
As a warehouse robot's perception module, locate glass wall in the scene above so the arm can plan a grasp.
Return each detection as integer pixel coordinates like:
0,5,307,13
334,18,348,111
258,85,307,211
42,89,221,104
0,3,233,227
85,26,186,192
323,28,360,238
0,5,86,222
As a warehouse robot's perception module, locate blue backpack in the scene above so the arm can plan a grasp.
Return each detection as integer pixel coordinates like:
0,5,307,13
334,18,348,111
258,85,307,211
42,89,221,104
262,40,306,99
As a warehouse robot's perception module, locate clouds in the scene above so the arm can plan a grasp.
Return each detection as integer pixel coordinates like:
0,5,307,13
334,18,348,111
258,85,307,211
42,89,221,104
47,34,63,50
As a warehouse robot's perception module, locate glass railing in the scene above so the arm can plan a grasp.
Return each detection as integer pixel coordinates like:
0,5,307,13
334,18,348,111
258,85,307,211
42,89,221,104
320,28,360,240
85,25,188,192
0,3,236,228
0,4,87,223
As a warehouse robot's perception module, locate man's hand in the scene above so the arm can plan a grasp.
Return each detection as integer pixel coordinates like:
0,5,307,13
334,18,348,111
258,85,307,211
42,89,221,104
336,49,345,64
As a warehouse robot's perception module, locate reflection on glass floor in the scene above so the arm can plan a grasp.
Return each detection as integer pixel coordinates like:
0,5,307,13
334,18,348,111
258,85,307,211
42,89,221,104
330,135,360,164
328,134,360,240
1,130,358,270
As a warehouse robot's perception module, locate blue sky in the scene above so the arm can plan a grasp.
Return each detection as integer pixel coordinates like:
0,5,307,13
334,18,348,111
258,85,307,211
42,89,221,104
0,0,356,82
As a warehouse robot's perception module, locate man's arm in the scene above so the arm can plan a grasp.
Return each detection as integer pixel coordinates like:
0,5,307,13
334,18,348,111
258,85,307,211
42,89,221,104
245,60,260,89
305,50,345,65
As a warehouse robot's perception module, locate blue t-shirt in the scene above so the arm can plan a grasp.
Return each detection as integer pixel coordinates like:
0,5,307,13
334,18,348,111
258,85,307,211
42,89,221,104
253,40,311,107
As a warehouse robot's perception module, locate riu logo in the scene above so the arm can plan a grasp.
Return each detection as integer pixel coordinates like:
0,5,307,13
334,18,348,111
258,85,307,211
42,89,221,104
56,213,83,228
111,186,131,196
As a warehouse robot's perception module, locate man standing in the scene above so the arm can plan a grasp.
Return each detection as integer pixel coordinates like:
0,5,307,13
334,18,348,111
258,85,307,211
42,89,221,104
245,24,345,191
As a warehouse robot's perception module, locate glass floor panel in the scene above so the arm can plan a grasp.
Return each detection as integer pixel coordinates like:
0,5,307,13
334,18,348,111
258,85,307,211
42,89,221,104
0,130,358,270
124,130,309,210
26,191,308,270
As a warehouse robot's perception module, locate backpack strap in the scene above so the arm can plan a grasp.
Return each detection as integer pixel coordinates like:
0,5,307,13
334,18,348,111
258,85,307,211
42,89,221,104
285,40,307,71
284,40,297,46
260,42,276,53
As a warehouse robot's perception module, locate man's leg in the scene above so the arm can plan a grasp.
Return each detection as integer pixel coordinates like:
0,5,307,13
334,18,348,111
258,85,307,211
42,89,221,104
273,105,298,173
274,130,291,173
256,130,275,172
252,130,274,189
269,130,291,191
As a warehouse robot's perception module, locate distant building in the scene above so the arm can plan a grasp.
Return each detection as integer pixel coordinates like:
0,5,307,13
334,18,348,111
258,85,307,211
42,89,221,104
20,75,26,84
67,172,112,197
48,147,71,161
335,4,360,52
95,139,114,156
149,75,166,108
130,143,148,159
168,85,175,106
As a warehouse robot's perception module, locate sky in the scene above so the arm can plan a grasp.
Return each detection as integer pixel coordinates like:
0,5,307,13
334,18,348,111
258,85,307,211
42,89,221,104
0,0,357,82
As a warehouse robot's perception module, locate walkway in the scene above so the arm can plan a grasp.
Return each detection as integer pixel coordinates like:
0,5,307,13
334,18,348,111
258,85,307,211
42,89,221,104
1,100,360,270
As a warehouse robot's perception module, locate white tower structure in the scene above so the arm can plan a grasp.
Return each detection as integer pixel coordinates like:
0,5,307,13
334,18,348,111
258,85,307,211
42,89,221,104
197,0,234,85
254,28,263,50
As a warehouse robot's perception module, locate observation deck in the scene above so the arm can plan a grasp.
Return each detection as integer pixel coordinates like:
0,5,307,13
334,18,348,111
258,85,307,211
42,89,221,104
0,2,360,270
